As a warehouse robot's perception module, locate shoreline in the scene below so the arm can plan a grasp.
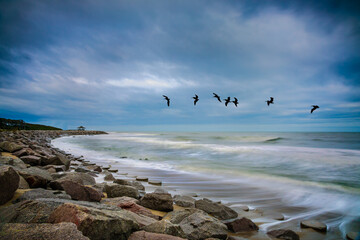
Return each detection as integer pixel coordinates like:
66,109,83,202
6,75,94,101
0,130,357,240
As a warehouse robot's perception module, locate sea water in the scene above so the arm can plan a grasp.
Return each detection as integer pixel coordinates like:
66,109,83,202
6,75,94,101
52,132,360,239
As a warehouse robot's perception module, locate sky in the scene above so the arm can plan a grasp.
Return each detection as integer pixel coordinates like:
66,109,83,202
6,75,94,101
0,0,359,131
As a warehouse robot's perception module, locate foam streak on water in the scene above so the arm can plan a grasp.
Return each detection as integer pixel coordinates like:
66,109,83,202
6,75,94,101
52,132,360,239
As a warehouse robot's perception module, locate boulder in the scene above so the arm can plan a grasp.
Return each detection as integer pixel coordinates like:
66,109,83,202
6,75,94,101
195,198,238,220
50,172,96,188
174,195,195,207
114,178,145,191
102,196,159,220
0,166,20,205
267,229,299,240
179,211,228,240
20,155,41,166
149,180,162,185
13,147,38,157
142,220,187,238
43,165,66,172
0,200,63,223
128,230,186,240
225,217,259,232
18,167,53,188
86,165,102,172
0,141,23,152
0,155,27,169
104,172,115,181
48,202,139,240
0,222,90,240
139,193,174,212
13,188,71,203
300,220,327,232
60,180,102,202
106,184,140,199
166,208,204,224
54,153,71,170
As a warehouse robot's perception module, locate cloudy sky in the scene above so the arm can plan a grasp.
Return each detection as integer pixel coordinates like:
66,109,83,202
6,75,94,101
1,0,359,131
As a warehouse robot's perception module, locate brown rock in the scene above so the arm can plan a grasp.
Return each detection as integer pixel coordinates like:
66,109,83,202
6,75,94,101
13,147,38,157
20,155,41,166
267,229,299,240
225,217,259,232
0,222,90,240
300,220,327,232
18,175,30,189
106,184,140,199
49,203,139,240
104,172,115,181
61,180,102,202
139,193,174,212
18,167,53,188
0,166,20,205
195,198,238,220
142,220,187,238
0,141,23,152
128,230,186,240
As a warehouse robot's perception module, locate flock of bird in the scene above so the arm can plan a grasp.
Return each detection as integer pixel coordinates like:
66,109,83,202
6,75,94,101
163,93,320,113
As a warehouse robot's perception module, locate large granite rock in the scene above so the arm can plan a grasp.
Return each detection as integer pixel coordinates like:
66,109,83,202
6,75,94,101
0,155,27,169
166,208,203,224
20,155,41,166
195,198,238,220
0,222,90,240
139,193,174,212
0,141,23,152
174,195,195,207
104,172,115,181
267,229,300,240
225,217,259,232
18,167,53,188
0,166,20,205
142,220,187,238
178,211,228,240
114,178,145,190
50,172,96,190
48,203,140,240
106,184,139,199
102,196,159,220
128,230,186,240
60,180,102,202
0,200,63,223
13,147,38,157
13,188,70,203
18,176,30,189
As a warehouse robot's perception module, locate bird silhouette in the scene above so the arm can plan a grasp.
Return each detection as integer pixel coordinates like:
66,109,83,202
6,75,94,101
266,97,274,106
213,93,222,102
193,94,199,106
224,97,231,106
232,97,238,107
163,95,170,107
311,105,319,113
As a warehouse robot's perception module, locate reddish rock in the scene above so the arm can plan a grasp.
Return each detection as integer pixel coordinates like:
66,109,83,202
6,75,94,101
49,203,139,240
61,180,102,202
128,230,186,240
0,166,20,205
13,147,38,157
225,217,259,232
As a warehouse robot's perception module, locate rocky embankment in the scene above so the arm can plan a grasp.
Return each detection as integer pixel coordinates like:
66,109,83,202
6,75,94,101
0,130,332,240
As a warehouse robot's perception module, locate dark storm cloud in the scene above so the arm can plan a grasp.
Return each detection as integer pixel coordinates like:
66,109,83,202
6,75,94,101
0,0,359,130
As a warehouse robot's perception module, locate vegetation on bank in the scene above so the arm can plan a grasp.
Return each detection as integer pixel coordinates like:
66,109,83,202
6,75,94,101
0,118,62,130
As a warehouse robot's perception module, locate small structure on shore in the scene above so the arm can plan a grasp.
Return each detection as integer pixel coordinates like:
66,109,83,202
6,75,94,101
77,126,86,131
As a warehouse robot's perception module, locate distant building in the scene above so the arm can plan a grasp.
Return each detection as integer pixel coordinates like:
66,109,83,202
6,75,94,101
77,126,86,131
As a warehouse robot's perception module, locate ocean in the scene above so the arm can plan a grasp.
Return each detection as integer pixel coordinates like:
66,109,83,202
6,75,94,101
52,132,360,239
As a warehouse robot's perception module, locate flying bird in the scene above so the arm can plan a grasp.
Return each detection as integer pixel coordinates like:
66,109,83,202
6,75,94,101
232,97,238,107
163,95,170,107
310,105,319,113
193,94,199,106
224,97,231,106
266,97,274,106
213,93,222,102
